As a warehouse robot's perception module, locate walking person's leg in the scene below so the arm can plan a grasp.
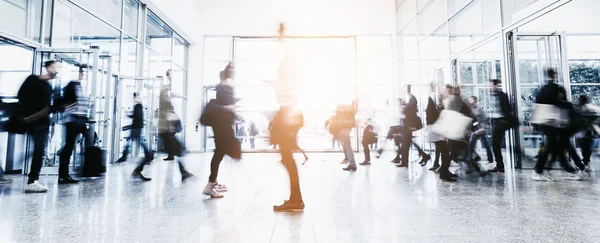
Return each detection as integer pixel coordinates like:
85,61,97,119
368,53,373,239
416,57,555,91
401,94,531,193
438,141,456,182
489,120,505,172
274,134,304,211
340,130,356,171
480,135,494,163
430,141,442,171
579,134,593,165
360,140,371,165
25,126,50,192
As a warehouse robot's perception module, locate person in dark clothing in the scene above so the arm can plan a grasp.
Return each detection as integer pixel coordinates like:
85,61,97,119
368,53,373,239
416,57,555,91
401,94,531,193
487,79,512,173
397,85,430,168
435,85,455,182
115,92,153,166
426,83,442,170
360,119,377,165
19,60,61,193
576,95,600,166
203,63,239,198
533,68,582,181
57,67,90,184
445,86,478,178
163,69,176,161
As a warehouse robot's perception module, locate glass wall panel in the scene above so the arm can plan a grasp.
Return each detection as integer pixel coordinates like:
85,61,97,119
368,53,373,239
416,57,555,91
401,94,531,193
72,0,123,28
173,34,187,68
123,0,139,37
52,0,121,70
398,0,417,31
448,0,473,16
121,35,137,76
400,17,418,55
0,39,33,96
418,0,446,38
171,66,186,98
203,61,230,86
146,11,173,59
449,0,501,54
0,0,43,42
43,0,53,45
204,37,232,61
143,47,171,78
501,0,539,26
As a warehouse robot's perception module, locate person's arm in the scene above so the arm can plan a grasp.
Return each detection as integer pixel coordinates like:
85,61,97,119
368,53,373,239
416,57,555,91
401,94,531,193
23,107,51,124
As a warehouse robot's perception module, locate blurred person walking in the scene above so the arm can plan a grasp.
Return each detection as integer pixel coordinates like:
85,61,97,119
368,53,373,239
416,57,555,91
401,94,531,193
115,92,153,166
131,79,194,181
487,79,513,173
249,121,258,149
201,63,240,198
397,85,429,168
163,69,177,161
444,86,476,177
467,96,493,175
432,85,455,182
270,23,305,211
57,66,91,184
425,83,442,171
575,95,600,166
360,118,377,165
18,60,61,192
533,68,582,181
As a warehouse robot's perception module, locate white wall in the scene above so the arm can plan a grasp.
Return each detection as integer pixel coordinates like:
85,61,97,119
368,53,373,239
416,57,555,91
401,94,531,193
196,0,396,36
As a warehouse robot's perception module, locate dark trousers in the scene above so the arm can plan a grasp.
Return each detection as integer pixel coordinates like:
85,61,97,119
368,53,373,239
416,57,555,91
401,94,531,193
362,140,371,162
432,141,442,167
400,128,427,163
165,132,176,158
136,132,186,173
209,124,235,183
491,119,506,169
121,128,150,159
578,135,593,163
469,133,493,163
535,127,577,174
59,118,89,177
549,131,585,171
436,141,451,174
280,133,303,203
250,138,256,149
27,126,50,184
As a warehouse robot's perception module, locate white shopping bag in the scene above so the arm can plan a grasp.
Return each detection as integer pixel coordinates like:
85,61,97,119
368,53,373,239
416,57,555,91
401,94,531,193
424,126,444,142
530,103,569,128
430,110,473,141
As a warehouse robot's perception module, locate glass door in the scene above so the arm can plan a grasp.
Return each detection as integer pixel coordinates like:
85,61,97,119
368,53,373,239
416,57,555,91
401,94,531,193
507,32,568,169
113,77,161,162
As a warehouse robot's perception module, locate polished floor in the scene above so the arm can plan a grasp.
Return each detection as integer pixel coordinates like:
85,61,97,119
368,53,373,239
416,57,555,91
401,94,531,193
0,151,599,243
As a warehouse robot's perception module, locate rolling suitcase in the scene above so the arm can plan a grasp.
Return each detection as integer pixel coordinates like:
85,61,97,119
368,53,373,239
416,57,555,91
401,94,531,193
83,146,106,177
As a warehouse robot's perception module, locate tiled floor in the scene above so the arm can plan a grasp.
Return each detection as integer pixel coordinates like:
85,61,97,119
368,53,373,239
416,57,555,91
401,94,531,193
0,152,599,243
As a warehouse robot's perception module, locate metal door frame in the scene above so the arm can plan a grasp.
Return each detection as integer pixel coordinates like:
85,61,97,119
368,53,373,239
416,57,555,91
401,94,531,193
27,47,113,175
506,31,568,169
113,76,162,163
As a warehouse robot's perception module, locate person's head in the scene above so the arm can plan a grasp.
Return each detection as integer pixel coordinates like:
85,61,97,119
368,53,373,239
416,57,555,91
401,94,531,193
430,82,436,92
44,60,58,79
406,84,412,94
579,95,589,105
444,84,453,97
278,22,285,39
469,96,478,105
490,79,500,91
133,92,140,103
451,86,461,96
222,62,235,81
545,67,558,81
78,66,86,80
166,69,172,81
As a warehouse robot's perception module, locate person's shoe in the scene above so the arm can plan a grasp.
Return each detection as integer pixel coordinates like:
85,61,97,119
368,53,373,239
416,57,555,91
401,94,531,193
419,155,431,166
203,183,224,198
115,157,127,163
58,175,79,184
213,183,228,192
582,160,590,166
440,173,457,182
565,171,584,181
488,167,505,173
25,181,48,193
391,158,401,163
143,156,154,165
340,159,349,164
429,164,440,171
359,161,371,166
0,177,12,184
181,172,194,181
342,165,357,171
473,156,481,162
375,148,383,158
395,163,408,168
164,156,175,161
532,172,552,181
273,200,305,212
131,172,151,181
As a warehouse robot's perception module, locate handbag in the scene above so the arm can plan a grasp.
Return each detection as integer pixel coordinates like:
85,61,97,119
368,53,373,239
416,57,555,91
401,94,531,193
406,116,423,132
430,110,473,141
168,112,182,133
200,99,234,127
530,103,569,128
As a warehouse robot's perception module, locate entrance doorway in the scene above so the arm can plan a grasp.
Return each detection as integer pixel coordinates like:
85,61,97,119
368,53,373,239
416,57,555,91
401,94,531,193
507,32,568,169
